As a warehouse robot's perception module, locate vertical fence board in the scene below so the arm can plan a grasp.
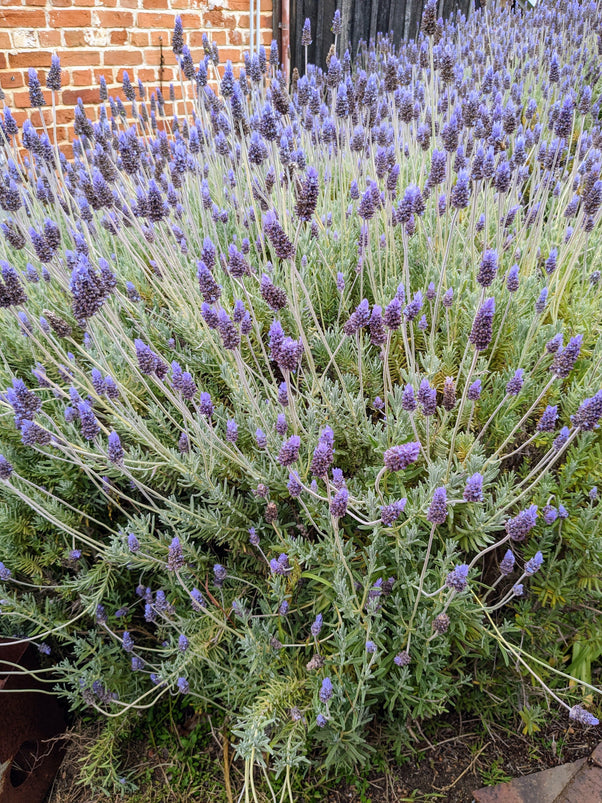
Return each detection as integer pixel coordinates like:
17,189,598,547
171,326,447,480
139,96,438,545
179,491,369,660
289,0,471,74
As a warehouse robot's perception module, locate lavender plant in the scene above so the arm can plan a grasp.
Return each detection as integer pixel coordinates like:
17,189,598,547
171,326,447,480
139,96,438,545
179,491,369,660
0,0,601,794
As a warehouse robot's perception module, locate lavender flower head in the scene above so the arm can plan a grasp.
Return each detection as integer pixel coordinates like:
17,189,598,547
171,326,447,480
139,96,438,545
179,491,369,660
383,442,420,472
445,563,469,591
506,264,519,292
319,677,333,703
569,705,599,727
380,498,407,526
499,549,515,575
330,487,348,518
427,487,448,525
537,405,558,432
301,18,312,46
551,335,582,379
469,297,495,351
46,54,62,92
553,426,570,451
467,380,482,401
506,369,524,396
28,68,45,108
278,435,301,466
167,537,185,571
401,384,416,412
505,505,538,541
463,473,483,502
524,551,543,575
477,249,498,287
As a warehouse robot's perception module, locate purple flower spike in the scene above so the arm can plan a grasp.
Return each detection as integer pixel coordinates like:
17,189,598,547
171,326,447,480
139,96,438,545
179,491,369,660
108,431,124,464
537,405,558,432
569,705,599,727
445,563,469,591
467,380,482,401
27,68,45,108
499,549,515,575
505,505,538,541
572,390,602,431
46,54,62,92
477,249,498,288
401,384,416,412
506,369,524,396
506,264,519,292
384,297,402,330
167,537,185,571
551,335,582,379
319,677,333,703
380,498,407,526
524,551,543,575
383,442,421,472
330,487,348,518
469,297,495,351
463,473,483,502
427,487,448,525
278,435,301,466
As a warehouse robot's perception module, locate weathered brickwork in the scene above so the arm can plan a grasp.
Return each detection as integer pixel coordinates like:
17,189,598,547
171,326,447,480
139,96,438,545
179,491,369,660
0,0,273,152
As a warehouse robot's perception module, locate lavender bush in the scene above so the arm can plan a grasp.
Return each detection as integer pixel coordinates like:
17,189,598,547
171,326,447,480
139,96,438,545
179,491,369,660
1,0,601,794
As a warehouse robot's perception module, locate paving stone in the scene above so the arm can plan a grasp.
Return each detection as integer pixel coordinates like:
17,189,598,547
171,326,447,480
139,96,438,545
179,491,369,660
553,750,602,802
473,759,586,803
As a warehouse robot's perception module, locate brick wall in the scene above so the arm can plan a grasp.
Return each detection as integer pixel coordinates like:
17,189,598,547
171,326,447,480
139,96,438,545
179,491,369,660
0,0,273,153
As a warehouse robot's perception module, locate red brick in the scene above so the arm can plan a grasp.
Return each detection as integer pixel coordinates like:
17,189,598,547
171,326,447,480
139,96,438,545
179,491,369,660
142,0,166,8
47,0,72,5
213,48,246,63
0,69,25,88
0,53,7,70
11,90,32,108
130,31,150,47
9,110,28,126
73,0,97,5
137,12,176,27
143,48,168,66
39,31,62,47
118,0,138,7
92,67,109,82
0,32,10,49
204,8,235,29
63,30,87,47
54,106,76,124
229,29,243,46
190,29,227,47
56,50,101,67
72,68,93,86
148,30,169,45
61,88,100,105
49,9,92,27
46,124,68,143
136,67,156,82
9,51,52,69
0,9,45,26
227,0,255,9
110,30,128,45
95,10,133,27
103,49,143,66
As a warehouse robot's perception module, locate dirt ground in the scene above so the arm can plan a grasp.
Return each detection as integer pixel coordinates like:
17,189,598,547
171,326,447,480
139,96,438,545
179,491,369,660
48,712,600,803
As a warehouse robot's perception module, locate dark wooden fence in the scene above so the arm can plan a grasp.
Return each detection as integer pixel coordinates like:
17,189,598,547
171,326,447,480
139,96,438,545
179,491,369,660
285,0,472,74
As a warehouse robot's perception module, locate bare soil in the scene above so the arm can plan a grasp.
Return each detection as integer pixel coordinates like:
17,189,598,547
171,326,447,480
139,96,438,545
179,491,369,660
48,713,600,803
